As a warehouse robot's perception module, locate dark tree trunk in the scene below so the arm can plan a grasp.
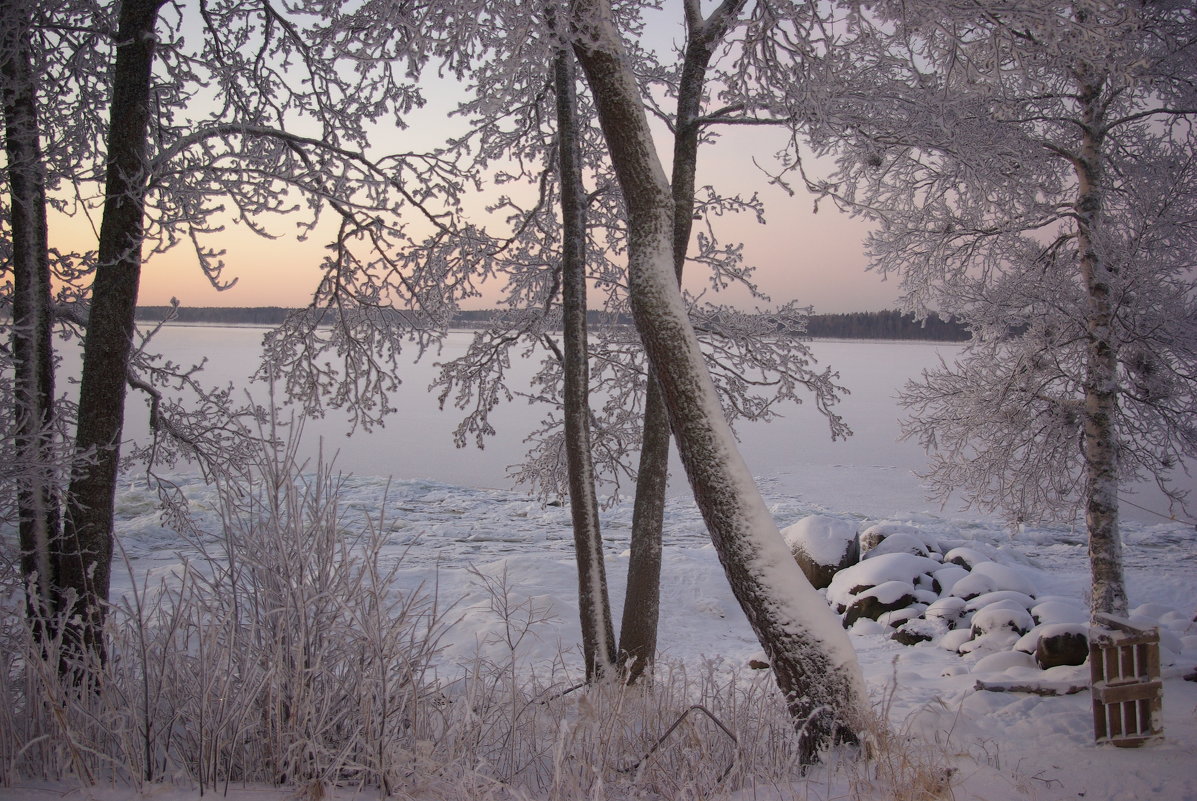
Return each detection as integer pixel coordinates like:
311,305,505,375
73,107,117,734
619,0,747,683
1,0,60,617
555,40,617,680
60,0,164,662
573,0,862,763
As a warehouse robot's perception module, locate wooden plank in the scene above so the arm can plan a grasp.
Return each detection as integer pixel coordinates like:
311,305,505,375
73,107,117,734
1093,680,1162,705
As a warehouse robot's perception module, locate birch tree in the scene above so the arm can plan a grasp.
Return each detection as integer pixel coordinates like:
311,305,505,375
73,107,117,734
806,0,1197,619
571,0,864,760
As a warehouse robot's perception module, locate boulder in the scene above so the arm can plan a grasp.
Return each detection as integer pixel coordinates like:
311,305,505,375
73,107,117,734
892,616,948,646
950,561,1037,600
1035,625,1089,669
858,522,922,555
970,601,1034,637
867,531,931,558
782,515,860,589
844,580,917,626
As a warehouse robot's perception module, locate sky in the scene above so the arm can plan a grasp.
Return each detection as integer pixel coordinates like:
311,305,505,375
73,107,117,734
124,123,898,314
52,3,902,316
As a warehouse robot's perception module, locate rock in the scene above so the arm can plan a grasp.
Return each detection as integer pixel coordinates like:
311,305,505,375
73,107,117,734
879,604,927,628
827,552,943,609
966,590,1036,613
950,561,1037,600
970,601,1035,637
892,617,948,646
1035,626,1090,669
782,515,860,589
858,522,922,556
943,546,990,569
925,596,968,626
867,531,930,558
931,564,969,595
1031,599,1088,625
940,628,974,652
844,581,917,626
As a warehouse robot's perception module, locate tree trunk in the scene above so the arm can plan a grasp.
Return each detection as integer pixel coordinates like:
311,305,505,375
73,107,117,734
1074,72,1128,620
572,0,864,762
1,0,60,617
619,0,746,683
555,39,616,680
60,0,164,662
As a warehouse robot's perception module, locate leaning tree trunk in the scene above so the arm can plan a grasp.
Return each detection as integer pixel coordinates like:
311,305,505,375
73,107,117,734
555,39,617,681
60,0,164,663
572,0,864,762
1074,71,1127,620
1,0,60,619
620,0,747,683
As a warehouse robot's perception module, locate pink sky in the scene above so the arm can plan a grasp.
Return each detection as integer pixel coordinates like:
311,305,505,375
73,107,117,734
126,125,897,314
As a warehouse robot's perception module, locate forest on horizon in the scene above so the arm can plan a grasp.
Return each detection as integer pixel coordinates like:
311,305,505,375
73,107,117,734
134,305,970,341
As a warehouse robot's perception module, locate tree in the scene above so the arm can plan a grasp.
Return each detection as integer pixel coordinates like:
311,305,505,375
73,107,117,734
807,0,1197,619
571,0,864,761
1,0,60,618
554,18,617,679
420,0,850,685
2,0,466,661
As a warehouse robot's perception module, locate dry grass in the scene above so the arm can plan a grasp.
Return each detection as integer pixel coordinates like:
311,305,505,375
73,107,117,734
0,435,966,801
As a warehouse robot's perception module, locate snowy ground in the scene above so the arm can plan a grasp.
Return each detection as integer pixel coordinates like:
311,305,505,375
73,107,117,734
4,471,1196,800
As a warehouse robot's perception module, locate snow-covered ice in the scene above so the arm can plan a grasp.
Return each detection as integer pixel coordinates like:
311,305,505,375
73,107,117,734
1,469,1184,801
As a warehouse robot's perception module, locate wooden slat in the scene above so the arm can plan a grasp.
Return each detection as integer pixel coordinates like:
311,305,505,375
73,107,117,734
1093,680,1162,705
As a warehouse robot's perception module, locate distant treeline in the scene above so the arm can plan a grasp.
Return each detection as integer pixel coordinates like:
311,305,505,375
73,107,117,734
135,306,969,341
805,309,968,341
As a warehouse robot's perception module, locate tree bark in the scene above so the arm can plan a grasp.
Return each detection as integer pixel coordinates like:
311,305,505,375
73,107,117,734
1074,72,1127,619
572,0,864,762
619,0,747,683
1,0,59,616
555,39,616,680
60,0,165,661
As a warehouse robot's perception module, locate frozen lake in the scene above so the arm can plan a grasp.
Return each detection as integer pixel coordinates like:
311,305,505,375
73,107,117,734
70,324,1195,525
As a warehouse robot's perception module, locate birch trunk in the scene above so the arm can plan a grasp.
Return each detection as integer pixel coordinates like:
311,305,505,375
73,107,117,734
555,40,616,680
1,0,59,616
619,0,746,682
61,0,165,662
1074,72,1128,619
572,0,864,761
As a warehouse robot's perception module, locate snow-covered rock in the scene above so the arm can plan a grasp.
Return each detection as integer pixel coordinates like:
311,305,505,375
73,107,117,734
950,561,1037,599
782,514,860,589
970,601,1035,637
1033,623,1090,669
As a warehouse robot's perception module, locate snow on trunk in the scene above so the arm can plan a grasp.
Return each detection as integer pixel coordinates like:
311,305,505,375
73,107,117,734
1075,71,1128,620
572,0,864,760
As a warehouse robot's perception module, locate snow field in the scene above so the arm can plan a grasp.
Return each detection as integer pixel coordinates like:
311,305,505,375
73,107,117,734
1,471,1194,800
